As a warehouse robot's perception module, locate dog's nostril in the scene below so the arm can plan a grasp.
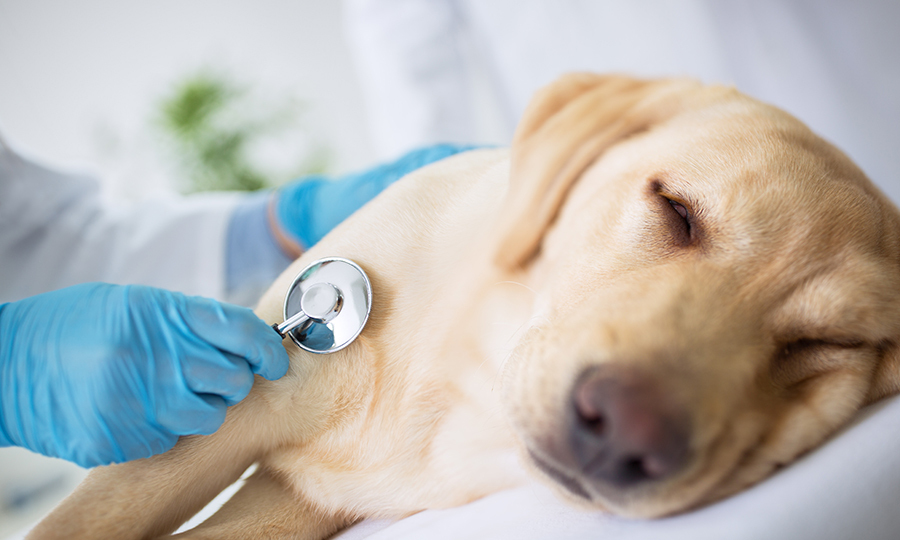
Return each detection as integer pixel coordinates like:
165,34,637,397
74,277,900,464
574,382,607,434
620,454,668,483
568,366,690,488
622,456,649,481
579,413,605,434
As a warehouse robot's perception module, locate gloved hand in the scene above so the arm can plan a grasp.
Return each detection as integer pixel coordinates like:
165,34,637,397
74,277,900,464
0,283,289,468
273,143,480,252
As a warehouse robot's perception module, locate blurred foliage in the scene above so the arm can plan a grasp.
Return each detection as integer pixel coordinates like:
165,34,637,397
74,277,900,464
156,70,329,193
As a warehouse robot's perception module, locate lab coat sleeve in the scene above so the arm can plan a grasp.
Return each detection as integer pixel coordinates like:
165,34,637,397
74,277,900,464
0,143,240,304
343,0,474,159
224,191,294,307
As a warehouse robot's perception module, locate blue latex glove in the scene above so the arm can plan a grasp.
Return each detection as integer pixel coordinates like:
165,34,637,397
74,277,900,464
274,143,481,251
0,283,289,468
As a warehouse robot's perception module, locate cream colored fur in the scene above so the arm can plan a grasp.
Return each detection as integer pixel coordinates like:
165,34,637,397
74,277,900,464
29,75,900,538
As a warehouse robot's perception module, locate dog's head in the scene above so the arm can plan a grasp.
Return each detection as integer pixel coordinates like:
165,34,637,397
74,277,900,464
497,74,900,517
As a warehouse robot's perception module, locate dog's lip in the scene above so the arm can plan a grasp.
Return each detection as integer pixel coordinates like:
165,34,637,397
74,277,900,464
526,448,592,500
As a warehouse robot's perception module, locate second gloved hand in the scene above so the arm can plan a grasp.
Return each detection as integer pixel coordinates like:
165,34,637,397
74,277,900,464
0,283,289,468
273,143,480,252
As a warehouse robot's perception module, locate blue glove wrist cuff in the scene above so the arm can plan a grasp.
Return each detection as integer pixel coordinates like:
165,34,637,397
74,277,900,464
275,176,328,251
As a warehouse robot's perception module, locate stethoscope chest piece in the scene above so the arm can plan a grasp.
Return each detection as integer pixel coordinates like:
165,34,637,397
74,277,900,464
272,257,372,354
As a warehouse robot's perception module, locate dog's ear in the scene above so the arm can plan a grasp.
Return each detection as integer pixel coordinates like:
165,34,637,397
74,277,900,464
494,73,719,268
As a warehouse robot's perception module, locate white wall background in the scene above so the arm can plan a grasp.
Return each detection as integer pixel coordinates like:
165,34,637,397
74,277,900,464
0,0,375,198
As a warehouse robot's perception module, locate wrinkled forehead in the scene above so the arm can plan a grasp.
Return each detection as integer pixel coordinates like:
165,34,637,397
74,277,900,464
555,96,900,298
637,101,888,241
651,102,850,181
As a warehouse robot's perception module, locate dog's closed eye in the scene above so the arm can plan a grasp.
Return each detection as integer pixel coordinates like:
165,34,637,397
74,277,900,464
777,338,831,362
658,194,694,247
668,199,689,221
779,338,866,359
649,180,697,248
666,198,691,234
771,338,867,388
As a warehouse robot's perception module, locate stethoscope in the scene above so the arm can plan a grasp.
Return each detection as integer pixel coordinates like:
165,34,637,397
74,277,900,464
271,257,372,354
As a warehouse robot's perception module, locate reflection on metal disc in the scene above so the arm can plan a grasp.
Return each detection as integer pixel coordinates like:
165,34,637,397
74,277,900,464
282,257,372,354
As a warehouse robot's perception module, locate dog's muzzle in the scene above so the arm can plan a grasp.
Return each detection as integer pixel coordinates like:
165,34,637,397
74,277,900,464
531,365,691,498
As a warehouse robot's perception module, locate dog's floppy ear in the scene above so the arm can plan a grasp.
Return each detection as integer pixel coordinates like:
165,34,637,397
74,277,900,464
494,73,718,268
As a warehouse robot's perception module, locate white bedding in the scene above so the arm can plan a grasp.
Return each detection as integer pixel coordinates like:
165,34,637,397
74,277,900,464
15,395,900,540
333,395,900,540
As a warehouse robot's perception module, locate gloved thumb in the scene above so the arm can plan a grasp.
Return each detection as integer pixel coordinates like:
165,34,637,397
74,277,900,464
176,293,290,381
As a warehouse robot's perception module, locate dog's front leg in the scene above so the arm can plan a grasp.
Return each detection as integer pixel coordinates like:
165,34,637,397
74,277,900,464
170,467,350,540
27,392,271,540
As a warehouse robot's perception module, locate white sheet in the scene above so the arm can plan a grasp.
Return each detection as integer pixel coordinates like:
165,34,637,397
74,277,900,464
333,395,900,540
14,396,899,540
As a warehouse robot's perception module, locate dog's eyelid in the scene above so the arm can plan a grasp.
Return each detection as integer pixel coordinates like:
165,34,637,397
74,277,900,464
655,188,695,220
778,337,866,356
656,190,697,244
657,191,691,211
778,338,823,357
668,199,689,220
824,339,867,350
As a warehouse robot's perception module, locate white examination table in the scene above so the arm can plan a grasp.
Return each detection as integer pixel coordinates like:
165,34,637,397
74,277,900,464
333,395,900,540
13,395,900,540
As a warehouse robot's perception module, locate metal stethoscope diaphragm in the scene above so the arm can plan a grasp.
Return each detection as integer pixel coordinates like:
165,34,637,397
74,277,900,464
271,257,372,354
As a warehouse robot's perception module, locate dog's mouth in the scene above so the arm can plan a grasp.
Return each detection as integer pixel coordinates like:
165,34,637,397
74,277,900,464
527,448,592,500
525,438,710,517
520,388,767,517
516,365,708,515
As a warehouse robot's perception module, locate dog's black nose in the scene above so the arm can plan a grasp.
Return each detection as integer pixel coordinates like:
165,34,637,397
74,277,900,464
569,366,689,487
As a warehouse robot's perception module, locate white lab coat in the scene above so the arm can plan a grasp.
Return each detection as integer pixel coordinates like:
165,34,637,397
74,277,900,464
0,138,239,304
344,0,900,204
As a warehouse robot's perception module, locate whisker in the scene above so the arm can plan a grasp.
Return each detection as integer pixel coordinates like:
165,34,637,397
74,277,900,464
494,280,538,296
488,314,550,391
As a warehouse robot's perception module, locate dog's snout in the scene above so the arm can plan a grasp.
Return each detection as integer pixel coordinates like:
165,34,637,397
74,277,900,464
568,366,690,487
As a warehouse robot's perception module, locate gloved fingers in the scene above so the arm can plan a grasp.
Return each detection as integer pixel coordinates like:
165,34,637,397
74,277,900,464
180,295,290,381
181,350,256,407
156,391,227,436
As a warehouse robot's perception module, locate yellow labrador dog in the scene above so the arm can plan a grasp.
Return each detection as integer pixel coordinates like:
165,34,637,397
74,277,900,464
31,74,900,539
